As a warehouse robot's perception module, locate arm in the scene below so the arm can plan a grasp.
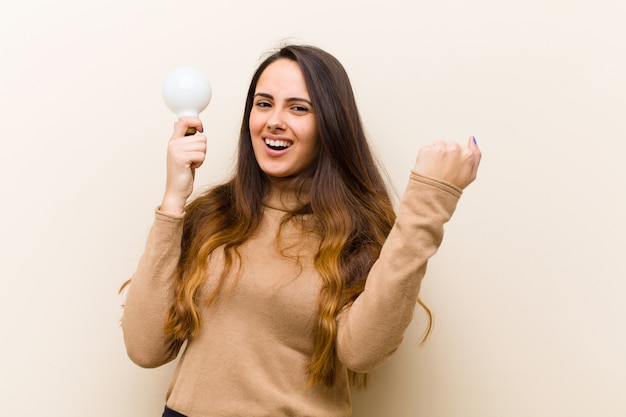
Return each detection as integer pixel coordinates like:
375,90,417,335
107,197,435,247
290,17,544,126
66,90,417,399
336,137,481,372
121,117,207,366
121,210,184,368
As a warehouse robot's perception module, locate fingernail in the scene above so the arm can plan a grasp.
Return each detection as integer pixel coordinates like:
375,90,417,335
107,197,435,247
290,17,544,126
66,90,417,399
472,136,477,144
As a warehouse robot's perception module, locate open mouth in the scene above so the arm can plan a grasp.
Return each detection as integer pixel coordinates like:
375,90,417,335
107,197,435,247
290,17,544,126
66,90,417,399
264,138,292,151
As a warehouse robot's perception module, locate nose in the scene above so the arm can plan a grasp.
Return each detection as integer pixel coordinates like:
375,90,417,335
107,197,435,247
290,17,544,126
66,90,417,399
266,108,286,131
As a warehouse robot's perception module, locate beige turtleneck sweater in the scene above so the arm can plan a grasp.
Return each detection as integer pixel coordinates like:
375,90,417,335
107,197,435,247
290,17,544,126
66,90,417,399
121,171,462,417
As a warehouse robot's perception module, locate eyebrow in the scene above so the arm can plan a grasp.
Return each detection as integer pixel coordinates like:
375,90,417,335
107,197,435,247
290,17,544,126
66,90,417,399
254,92,313,106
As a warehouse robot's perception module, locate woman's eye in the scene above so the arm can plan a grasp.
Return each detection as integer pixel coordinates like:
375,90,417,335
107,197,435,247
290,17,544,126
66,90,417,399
292,105,308,112
255,101,271,108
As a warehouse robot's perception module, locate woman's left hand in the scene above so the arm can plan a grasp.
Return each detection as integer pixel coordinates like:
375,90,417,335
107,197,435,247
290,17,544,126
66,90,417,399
413,136,482,190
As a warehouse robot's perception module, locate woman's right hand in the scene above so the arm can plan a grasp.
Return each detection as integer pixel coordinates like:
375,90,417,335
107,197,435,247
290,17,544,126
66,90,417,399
160,117,206,216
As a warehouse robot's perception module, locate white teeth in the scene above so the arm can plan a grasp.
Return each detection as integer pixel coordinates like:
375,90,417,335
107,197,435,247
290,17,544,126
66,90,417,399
264,138,291,148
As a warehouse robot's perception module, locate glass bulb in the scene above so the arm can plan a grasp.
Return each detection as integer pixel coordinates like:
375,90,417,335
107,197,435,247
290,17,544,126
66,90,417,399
162,67,212,118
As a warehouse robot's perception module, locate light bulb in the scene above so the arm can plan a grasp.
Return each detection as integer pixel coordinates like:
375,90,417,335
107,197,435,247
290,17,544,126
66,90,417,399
162,66,212,135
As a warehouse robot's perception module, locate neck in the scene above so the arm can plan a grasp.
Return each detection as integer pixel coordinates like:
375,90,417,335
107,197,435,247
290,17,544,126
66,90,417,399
264,176,312,211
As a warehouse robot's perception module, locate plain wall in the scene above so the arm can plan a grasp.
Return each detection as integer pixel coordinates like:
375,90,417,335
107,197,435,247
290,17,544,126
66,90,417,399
1,0,624,416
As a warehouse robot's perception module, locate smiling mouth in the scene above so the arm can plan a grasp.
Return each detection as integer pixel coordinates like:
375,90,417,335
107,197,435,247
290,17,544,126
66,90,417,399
264,138,292,150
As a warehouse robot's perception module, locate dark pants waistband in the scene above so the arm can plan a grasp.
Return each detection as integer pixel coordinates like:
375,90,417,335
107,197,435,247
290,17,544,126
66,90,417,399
162,406,187,417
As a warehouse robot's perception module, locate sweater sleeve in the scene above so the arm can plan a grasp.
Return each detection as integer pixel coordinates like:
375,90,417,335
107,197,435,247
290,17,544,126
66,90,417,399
121,209,184,368
335,171,462,372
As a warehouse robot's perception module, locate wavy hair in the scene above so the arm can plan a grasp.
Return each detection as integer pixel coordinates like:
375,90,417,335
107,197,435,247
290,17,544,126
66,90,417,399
162,45,426,387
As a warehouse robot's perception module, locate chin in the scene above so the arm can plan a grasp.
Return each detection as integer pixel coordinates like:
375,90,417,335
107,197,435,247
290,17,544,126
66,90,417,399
258,162,292,178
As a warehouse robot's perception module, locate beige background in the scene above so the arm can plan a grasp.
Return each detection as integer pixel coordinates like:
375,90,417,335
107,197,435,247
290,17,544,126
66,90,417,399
1,0,624,416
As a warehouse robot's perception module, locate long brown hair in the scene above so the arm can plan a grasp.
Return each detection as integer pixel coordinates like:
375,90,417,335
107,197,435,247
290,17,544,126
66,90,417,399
165,45,402,387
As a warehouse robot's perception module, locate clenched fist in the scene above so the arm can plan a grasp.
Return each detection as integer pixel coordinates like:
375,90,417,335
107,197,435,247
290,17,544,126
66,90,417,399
160,117,207,215
414,136,481,190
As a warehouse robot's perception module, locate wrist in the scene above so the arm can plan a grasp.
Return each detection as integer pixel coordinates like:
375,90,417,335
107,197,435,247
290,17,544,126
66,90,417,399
160,194,187,216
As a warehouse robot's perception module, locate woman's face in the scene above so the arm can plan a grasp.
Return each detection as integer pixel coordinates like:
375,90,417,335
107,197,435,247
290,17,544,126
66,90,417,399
249,59,319,183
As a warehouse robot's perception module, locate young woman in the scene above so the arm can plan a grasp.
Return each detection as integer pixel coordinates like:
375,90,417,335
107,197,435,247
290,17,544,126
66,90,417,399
121,44,481,417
